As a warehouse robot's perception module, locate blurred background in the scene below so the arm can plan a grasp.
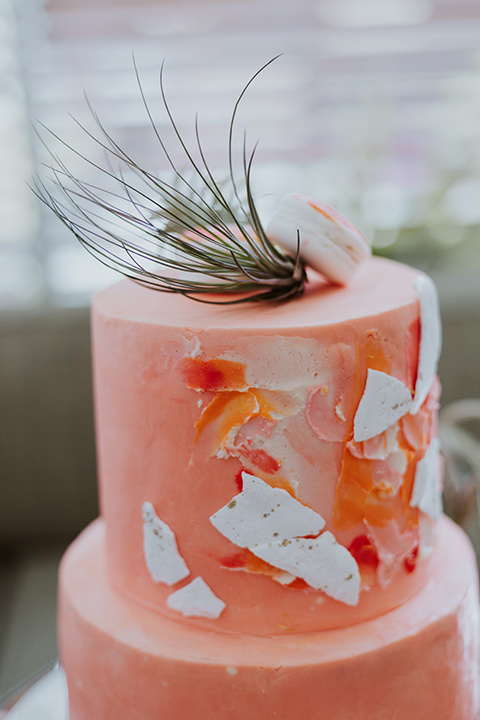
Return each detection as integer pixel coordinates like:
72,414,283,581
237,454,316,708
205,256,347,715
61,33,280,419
2,0,480,702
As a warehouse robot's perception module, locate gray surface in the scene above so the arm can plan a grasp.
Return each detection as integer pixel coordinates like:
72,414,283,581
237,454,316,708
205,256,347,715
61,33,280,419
0,306,98,544
0,306,97,699
0,544,65,699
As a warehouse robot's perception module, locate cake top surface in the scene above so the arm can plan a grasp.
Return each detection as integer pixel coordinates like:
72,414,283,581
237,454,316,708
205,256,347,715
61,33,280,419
95,256,421,331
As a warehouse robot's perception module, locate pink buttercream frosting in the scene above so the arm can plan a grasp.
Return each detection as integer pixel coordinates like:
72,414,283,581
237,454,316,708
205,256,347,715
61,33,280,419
91,257,439,634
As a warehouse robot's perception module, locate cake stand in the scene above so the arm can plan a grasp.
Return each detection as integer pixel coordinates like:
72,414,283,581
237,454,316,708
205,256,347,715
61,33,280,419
0,665,67,720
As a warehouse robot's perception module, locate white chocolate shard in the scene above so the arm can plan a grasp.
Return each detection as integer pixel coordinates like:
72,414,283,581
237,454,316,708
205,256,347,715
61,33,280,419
166,577,226,619
209,472,325,548
411,275,442,414
273,570,297,585
418,513,436,558
253,533,360,606
354,369,412,442
410,437,443,520
210,472,359,605
266,193,370,284
142,502,190,586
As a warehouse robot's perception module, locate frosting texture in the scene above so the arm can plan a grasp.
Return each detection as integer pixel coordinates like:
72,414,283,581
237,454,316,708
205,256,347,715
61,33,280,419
59,516,480,720
91,257,442,634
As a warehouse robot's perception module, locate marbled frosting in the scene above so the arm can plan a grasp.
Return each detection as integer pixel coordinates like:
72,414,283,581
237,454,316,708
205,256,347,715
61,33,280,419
91,258,438,634
58,255,479,719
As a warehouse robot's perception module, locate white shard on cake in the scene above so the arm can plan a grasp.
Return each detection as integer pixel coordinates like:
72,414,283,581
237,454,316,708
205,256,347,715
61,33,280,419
142,502,190,586
210,472,325,547
166,577,226,618
411,275,442,414
353,369,412,442
254,533,360,606
410,438,443,520
210,472,359,605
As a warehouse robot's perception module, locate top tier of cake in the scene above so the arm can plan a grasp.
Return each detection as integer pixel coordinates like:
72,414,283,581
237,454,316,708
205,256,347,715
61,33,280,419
92,256,442,636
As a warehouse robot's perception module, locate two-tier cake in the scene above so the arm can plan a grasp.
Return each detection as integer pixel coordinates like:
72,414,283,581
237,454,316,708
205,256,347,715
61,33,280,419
40,61,480,719
58,254,479,719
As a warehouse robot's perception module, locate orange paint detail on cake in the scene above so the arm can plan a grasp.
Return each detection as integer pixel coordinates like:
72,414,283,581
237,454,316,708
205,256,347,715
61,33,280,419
363,489,400,527
332,324,438,538
194,391,260,450
232,440,282,474
194,387,285,456
181,357,247,392
245,550,286,578
233,468,245,491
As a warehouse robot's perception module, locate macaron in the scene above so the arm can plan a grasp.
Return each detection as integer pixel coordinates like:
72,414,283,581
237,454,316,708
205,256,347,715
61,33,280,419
266,194,370,285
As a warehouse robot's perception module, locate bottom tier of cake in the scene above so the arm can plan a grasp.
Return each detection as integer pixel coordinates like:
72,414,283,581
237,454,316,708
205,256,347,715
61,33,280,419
59,517,479,720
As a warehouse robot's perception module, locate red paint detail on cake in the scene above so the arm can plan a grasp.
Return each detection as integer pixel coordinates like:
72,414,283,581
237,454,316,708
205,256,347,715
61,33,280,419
220,551,247,569
332,331,416,530
404,544,419,573
234,469,245,491
405,317,420,391
181,357,247,392
333,449,375,529
234,440,281,474
348,535,379,570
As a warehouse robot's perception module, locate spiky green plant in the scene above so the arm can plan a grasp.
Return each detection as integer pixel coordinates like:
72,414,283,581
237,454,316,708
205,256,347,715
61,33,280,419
35,57,306,304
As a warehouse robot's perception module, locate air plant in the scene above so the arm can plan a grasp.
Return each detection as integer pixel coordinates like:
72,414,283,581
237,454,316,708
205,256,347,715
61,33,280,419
35,57,307,304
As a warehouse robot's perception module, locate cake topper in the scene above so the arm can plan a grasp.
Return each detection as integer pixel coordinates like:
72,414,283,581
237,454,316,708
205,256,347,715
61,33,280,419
35,57,370,303
267,194,370,285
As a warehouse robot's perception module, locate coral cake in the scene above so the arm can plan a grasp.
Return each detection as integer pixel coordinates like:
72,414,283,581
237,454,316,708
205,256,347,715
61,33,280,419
42,59,479,720
59,256,480,719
